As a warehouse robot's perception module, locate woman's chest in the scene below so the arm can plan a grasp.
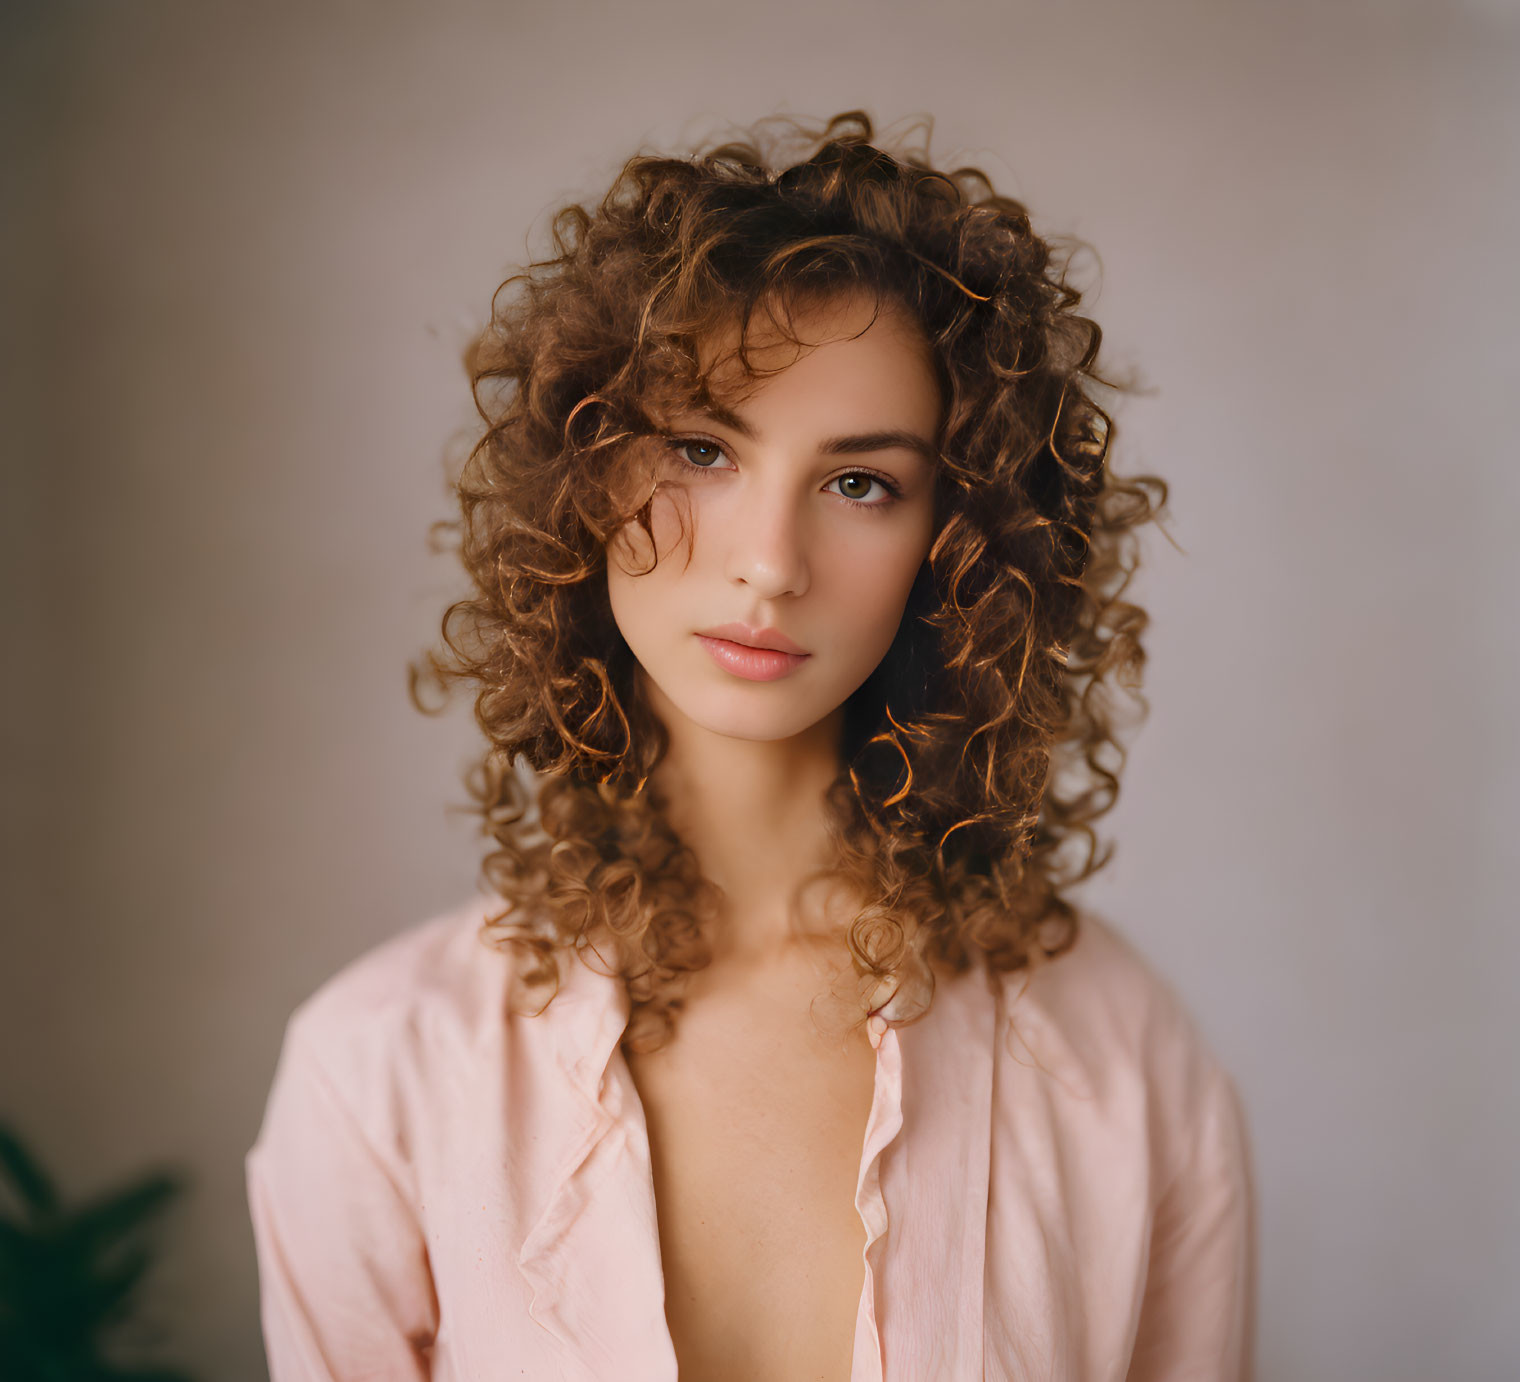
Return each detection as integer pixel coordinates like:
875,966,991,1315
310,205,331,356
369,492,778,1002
410,946,1161,1381
623,971,881,1382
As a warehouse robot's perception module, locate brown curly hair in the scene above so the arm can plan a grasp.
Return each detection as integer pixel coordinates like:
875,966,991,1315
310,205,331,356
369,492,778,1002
409,110,1169,1053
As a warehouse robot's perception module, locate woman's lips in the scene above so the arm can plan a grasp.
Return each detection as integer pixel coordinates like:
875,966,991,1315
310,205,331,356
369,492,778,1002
695,634,810,681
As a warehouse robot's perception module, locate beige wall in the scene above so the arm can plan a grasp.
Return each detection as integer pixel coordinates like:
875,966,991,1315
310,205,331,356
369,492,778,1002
3,1,1516,1377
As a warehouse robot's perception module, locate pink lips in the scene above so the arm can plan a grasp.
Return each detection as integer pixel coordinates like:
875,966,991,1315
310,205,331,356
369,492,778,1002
694,622,810,682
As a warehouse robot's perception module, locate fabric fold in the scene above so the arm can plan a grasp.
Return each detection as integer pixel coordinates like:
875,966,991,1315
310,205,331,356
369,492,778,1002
851,1018,908,1382
871,960,998,1381
513,950,680,1381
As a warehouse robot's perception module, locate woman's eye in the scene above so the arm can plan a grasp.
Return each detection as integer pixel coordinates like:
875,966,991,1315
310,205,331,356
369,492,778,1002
835,473,886,503
672,439,726,468
832,472,904,508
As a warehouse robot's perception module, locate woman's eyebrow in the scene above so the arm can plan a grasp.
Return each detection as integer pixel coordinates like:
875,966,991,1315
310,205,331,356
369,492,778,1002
696,403,937,464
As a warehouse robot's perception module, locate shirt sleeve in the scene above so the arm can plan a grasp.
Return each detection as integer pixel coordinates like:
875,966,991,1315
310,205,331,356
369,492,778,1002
245,1011,440,1380
1126,1063,1259,1382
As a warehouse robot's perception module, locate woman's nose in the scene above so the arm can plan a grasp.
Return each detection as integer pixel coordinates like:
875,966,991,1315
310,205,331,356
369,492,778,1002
722,486,811,599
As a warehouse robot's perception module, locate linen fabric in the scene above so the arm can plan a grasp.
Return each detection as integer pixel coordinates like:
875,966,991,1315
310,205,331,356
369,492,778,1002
246,893,1256,1380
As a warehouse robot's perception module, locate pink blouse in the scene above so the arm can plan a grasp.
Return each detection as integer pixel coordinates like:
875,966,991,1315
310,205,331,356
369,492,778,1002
245,894,1256,1380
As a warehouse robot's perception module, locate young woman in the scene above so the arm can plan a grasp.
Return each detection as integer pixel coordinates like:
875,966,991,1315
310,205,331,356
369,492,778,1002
246,111,1257,1381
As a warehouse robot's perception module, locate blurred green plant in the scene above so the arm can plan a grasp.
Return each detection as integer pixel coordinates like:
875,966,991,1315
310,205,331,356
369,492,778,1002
0,1121,196,1381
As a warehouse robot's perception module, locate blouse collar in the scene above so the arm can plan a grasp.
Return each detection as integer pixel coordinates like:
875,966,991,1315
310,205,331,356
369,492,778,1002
509,941,1000,1382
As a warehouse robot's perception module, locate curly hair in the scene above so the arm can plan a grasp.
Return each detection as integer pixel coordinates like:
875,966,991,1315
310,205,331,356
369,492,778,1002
409,110,1169,1054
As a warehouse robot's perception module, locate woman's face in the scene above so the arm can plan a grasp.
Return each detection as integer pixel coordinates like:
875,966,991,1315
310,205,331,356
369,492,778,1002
605,289,942,746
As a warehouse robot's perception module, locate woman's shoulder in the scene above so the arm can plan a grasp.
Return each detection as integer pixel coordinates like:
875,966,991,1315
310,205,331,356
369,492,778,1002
998,908,1203,1032
985,907,1242,1128
279,892,522,1077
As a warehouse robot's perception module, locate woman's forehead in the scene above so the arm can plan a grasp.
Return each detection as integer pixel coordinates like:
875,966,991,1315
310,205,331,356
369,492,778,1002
704,286,911,355
684,289,928,395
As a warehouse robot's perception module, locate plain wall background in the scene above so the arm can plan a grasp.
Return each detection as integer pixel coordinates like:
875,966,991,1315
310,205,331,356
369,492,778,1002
3,0,1516,1377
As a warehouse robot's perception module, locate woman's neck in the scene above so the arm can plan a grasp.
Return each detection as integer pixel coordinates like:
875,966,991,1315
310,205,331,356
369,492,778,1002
648,700,850,967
